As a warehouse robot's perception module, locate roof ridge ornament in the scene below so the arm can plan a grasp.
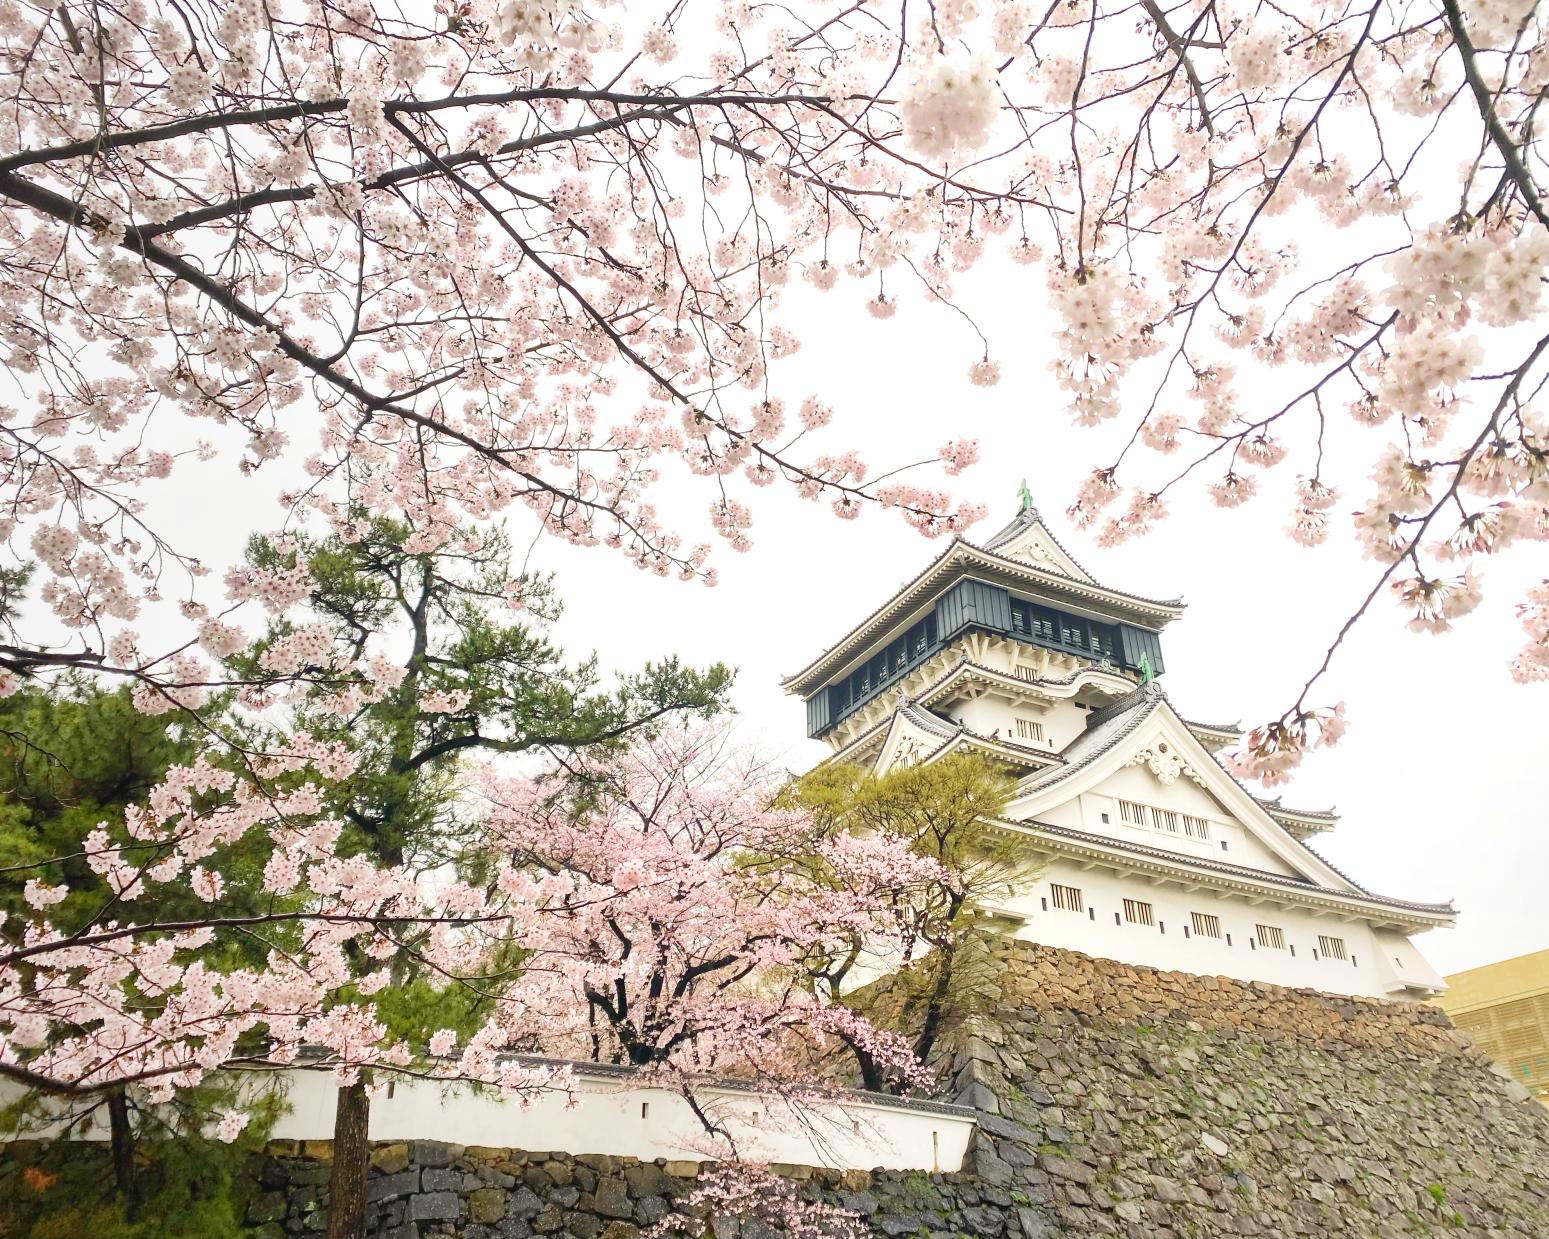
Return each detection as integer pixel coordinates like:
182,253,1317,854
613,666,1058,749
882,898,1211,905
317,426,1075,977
1017,478,1036,514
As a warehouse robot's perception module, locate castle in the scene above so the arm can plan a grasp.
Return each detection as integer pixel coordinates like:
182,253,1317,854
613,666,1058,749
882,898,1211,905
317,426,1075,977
783,495,1454,1000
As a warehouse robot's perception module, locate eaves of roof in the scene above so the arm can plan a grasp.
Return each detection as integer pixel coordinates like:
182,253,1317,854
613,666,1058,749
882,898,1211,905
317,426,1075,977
817,657,1130,764
1255,796,1338,822
1183,717,1243,739
781,541,1186,696
994,817,1456,924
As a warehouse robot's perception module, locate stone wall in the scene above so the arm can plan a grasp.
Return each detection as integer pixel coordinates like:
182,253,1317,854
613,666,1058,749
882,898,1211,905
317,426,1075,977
944,940,1549,1237
248,1142,1014,1239
11,939,1549,1238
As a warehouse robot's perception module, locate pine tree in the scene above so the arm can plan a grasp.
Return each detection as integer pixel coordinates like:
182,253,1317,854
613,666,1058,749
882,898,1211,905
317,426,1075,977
236,516,731,1239
782,752,1037,1087
0,680,283,1233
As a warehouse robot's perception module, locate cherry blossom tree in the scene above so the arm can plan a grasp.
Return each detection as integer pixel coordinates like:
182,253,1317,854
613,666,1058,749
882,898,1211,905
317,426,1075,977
2,0,1548,789
474,724,945,1106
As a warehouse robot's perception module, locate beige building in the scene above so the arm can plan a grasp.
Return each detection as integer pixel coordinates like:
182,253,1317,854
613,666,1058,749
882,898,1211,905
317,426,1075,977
1440,948,1549,1104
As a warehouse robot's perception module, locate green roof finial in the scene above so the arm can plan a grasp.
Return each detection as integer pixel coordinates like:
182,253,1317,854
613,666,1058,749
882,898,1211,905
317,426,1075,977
1017,478,1035,513
1138,652,1155,684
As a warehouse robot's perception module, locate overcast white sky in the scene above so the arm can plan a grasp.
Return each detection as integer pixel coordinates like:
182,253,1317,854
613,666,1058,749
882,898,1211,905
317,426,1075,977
119,200,1549,980
498,262,1549,980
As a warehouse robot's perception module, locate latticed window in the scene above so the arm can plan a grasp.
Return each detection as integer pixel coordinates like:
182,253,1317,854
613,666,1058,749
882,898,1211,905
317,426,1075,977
1152,808,1180,833
1051,883,1084,913
1014,664,1039,681
1183,815,1211,840
1318,935,1348,961
1123,898,1155,927
1118,800,1147,827
1191,912,1222,938
1256,924,1287,950
1014,717,1044,742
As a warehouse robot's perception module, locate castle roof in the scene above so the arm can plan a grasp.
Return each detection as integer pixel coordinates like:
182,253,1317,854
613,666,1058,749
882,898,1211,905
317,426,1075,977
781,507,1184,698
995,683,1453,926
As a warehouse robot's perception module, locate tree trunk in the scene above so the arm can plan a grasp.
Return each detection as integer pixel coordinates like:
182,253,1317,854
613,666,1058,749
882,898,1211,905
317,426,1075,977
105,1086,138,1214
326,1080,372,1239
910,941,959,1079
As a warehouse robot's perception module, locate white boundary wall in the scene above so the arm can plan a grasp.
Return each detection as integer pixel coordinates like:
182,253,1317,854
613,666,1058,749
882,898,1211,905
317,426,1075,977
1,1066,976,1174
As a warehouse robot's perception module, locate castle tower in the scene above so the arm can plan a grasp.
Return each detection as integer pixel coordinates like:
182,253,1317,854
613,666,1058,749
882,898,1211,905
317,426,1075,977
783,494,1454,1000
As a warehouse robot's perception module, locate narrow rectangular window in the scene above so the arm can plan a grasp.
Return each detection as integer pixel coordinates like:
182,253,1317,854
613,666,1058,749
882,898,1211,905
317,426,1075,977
1256,924,1287,950
1318,935,1348,961
1152,808,1181,833
1014,664,1038,681
1117,800,1147,827
1122,898,1155,927
1183,815,1211,840
1191,912,1222,939
1014,718,1044,742
1050,883,1084,913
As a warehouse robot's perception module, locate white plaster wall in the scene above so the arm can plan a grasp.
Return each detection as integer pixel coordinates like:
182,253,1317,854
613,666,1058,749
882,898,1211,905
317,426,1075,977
1371,929,1449,996
935,693,1092,756
1001,857,1432,999
1070,779,1298,877
0,1069,974,1174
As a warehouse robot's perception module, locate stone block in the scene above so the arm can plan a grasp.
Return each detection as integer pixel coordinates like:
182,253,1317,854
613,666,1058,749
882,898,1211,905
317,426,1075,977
623,1162,669,1197
406,1190,460,1222
372,1143,412,1174
567,1215,603,1239
470,1187,509,1224
246,1190,287,1224
509,1187,545,1218
478,1165,518,1189
423,1167,474,1192
412,1140,456,1168
633,1196,668,1225
1038,1154,1095,1186
367,1169,421,1203
291,1161,334,1186
587,1175,634,1219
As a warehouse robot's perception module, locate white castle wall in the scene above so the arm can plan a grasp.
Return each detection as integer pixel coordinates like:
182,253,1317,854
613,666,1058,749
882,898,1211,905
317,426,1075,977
996,857,1446,999
2,1065,976,1174
1070,771,1301,878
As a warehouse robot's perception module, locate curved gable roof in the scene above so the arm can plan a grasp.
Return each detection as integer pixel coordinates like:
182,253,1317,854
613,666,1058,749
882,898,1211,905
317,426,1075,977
1007,686,1375,898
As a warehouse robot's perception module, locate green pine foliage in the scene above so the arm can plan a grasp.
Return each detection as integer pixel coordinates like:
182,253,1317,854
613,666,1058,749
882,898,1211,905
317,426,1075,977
234,516,732,881
783,752,1038,1084
0,680,290,1234
1,1074,284,1239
